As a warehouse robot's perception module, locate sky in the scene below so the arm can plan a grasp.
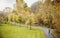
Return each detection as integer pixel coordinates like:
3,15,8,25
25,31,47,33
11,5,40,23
24,0,38,7
0,0,16,11
0,0,39,11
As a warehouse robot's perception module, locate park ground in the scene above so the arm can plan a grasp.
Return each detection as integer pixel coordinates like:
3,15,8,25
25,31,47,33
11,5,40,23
0,24,46,38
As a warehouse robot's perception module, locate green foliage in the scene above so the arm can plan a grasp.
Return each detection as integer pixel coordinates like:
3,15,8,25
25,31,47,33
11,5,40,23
18,16,22,23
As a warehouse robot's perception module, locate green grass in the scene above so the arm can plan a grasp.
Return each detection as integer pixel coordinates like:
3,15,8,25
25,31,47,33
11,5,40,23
0,24,46,38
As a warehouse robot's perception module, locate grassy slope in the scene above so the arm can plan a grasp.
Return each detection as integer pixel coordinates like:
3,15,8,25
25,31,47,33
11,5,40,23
0,24,46,38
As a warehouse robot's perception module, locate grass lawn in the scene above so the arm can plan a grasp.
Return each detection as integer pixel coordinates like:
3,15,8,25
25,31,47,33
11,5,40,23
0,24,46,38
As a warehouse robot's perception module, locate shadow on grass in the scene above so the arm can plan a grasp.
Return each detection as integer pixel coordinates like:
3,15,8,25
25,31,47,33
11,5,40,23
0,32,3,38
0,24,3,38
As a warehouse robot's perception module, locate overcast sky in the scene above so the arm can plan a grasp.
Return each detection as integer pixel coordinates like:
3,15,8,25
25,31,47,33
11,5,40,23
24,0,38,7
0,0,39,11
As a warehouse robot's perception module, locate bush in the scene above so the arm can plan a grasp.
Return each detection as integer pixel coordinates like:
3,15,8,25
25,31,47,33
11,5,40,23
18,16,22,23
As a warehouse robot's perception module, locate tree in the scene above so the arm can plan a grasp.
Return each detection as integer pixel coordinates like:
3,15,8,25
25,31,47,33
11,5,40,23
0,12,8,24
18,16,22,23
31,0,57,28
